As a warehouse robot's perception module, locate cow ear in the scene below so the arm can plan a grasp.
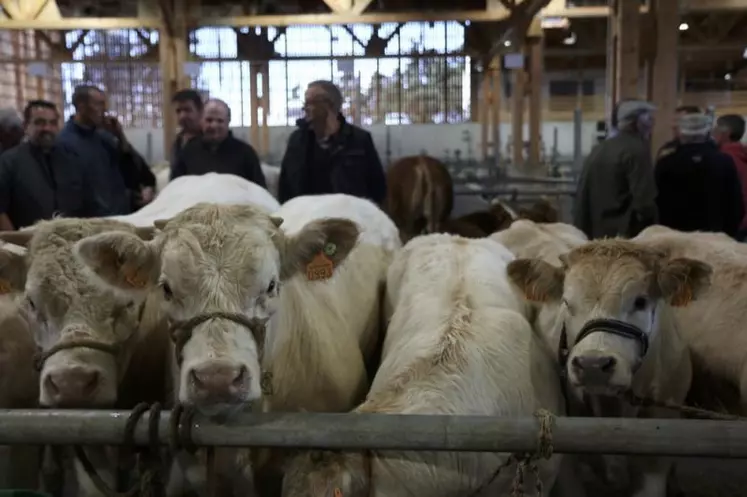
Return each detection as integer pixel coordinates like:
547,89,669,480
658,257,712,307
74,231,160,296
506,258,565,303
281,218,360,281
0,248,27,294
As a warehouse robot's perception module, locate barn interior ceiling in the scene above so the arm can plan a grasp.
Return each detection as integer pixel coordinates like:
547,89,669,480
4,0,747,78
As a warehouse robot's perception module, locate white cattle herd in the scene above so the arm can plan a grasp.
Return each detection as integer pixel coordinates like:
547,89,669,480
0,173,742,497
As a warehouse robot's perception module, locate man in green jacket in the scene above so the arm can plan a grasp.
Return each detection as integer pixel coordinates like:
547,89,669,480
573,99,659,239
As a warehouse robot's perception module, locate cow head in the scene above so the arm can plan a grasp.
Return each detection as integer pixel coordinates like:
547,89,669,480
282,451,369,497
74,203,360,416
507,239,711,397
0,220,156,408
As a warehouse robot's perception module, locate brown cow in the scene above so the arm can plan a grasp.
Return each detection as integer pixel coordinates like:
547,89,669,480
385,155,453,242
441,199,560,239
517,197,560,224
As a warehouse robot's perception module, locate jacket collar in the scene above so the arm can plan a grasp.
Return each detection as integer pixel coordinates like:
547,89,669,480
296,113,352,141
66,116,98,135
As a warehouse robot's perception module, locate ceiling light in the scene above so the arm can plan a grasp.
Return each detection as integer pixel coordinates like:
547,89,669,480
725,73,732,81
504,40,512,47
541,17,570,29
679,22,689,31
563,32,577,45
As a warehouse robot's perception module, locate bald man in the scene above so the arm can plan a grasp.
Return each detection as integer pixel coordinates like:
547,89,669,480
170,98,266,187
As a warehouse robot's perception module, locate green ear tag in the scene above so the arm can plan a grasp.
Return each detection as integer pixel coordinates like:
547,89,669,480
323,243,337,257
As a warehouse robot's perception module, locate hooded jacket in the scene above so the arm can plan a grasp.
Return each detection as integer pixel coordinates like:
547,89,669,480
720,141,747,231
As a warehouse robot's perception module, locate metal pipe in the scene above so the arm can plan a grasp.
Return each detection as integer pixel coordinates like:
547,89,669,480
494,176,575,185
0,410,745,458
453,188,575,197
573,108,583,177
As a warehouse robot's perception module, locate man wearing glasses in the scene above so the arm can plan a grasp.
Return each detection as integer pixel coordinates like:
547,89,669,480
278,80,386,206
0,100,101,230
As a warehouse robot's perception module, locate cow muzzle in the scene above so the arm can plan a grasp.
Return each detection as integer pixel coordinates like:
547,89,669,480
560,318,649,395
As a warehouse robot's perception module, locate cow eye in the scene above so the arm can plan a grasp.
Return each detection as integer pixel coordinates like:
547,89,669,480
160,281,173,300
267,279,277,294
633,296,648,311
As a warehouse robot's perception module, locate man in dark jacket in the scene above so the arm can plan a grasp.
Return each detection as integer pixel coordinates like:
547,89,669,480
0,108,24,156
713,114,747,240
57,85,130,215
573,99,658,239
656,105,702,160
171,88,203,164
278,80,386,205
655,112,744,238
170,99,266,187
102,114,157,213
0,100,101,230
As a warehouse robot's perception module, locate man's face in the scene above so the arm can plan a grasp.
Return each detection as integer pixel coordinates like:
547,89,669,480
81,90,106,127
672,111,689,139
712,125,728,146
201,102,230,143
175,100,201,131
303,86,332,126
26,106,59,148
637,111,655,138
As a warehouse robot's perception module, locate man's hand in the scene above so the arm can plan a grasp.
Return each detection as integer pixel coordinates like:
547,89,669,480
140,186,155,205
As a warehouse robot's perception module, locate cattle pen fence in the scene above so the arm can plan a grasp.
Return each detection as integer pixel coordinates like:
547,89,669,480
0,409,745,458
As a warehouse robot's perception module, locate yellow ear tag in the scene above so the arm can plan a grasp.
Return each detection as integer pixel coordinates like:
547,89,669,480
334,489,343,497
124,268,147,289
671,285,693,307
0,279,12,294
306,243,339,282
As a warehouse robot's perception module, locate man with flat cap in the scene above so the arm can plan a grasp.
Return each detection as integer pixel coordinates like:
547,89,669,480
655,112,744,238
573,99,659,238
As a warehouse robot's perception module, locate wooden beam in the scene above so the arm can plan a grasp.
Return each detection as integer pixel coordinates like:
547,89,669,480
159,0,188,162
486,0,551,61
351,0,374,16
527,37,543,171
649,0,680,157
323,0,352,13
511,58,526,171
0,8,513,29
323,0,373,16
0,0,22,19
614,0,641,100
542,0,747,17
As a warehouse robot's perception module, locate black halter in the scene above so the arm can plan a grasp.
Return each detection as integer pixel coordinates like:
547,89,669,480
557,317,651,399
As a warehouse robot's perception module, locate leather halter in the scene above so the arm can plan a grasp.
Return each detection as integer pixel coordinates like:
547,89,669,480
169,311,273,395
557,317,651,394
33,301,147,372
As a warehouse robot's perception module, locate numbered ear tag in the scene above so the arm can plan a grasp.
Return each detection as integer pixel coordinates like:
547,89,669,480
0,279,12,294
124,267,148,289
306,252,334,281
671,286,693,307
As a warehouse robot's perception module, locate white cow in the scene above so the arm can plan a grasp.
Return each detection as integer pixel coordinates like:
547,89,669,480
0,242,40,490
108,173,280,227
262,163,281,199
283,234,566,497
155,165,170,193
73,194,400,495
154,163,280,200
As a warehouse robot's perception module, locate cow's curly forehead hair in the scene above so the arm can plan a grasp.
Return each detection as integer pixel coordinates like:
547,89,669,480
565,240,668,270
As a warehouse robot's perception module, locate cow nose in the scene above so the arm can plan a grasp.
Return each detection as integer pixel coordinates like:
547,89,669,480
188,362,248,402
45,367,100,406
571,355,617,384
